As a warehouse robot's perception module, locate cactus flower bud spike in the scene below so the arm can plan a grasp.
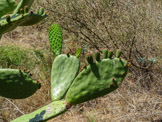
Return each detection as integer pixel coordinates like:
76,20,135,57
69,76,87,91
76,47,82,58
39,8,44,15
108,50,113,58
86,53,93,64
95,50,100,61
116,49,122,58
103,49,108,59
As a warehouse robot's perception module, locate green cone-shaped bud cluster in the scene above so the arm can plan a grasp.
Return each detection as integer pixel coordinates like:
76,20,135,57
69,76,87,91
51,54,80,101
48,24,63,56
65,50,129,105
0,69,40,99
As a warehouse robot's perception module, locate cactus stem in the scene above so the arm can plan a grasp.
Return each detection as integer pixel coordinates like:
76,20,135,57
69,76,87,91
24,6,29,13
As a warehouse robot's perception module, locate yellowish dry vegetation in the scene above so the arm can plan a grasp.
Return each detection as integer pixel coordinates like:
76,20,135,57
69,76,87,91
0,0,162,122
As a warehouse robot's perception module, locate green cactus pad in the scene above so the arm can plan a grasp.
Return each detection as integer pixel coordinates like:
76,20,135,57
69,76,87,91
51,54,80,101
0,12,47,36
48,24,63,56
0,0,17,18
0,69,40,99
11,100,68,122
66,53,128,105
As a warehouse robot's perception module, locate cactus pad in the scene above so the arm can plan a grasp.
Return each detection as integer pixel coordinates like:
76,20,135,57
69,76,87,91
11,100,68,122
65,50,129,105
48,24,63,56
0,11,47,36
51,54,80,101
0,69,40,99
0,1,47,38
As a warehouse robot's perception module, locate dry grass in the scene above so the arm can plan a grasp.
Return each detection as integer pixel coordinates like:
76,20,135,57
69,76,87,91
0,0,162,122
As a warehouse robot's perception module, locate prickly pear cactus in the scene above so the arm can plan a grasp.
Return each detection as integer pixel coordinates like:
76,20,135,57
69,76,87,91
0,69,40,99
0,8,47,36
51,54,80,101
0,0,47,38
11,100,69,122
48,24,63,55
65,50,129,105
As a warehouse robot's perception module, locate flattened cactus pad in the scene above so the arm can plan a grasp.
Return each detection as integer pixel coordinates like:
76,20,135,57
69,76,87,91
0,0,47,38
0,69,40,99
51,54,80,101
11,100,68,122
66,51,129,105
48,24,63,55
0,12,47,36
